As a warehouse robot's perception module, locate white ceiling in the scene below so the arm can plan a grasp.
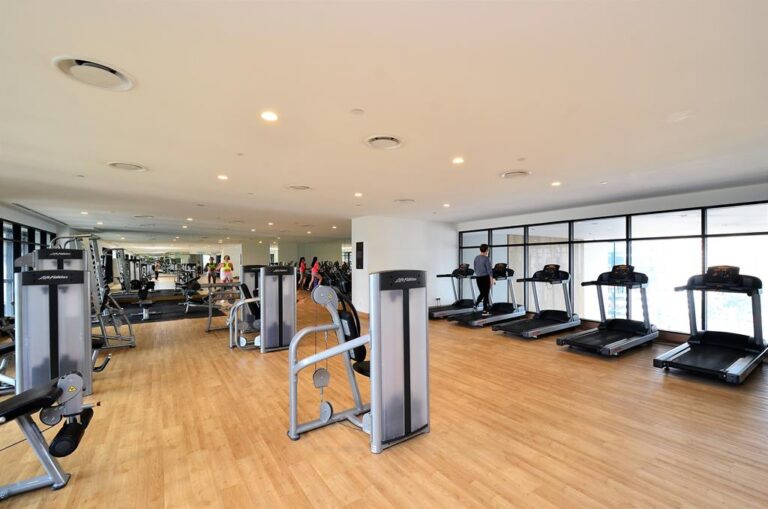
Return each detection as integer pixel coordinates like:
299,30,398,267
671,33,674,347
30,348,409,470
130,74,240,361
1,0,767,249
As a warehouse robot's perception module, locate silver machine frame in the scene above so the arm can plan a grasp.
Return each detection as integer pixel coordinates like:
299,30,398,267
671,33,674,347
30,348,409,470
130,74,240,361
464,269,526,327
50,235,136,350
288,270,429,453
14,268,94,395
255,266,296,352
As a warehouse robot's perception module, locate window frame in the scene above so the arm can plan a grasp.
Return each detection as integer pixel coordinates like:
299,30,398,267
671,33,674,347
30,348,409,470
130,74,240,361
458,199,768,333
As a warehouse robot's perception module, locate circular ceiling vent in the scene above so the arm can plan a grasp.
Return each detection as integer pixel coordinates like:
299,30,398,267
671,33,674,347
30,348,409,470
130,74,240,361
499,170,531,179
366,135,402,150
394,198,415,204
287,185,312,191
53,57,134,91
107,161,147,173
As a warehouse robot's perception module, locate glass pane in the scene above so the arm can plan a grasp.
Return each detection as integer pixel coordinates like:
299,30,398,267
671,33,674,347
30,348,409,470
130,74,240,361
2,222,11,241
527,244,569,312
461,230,488,247
706,235,768,336
706,203,768,235
630,238,702,333
572,242,628,321
35,230,41,245
491,246,524,307
631,210,701,238
491,227,524,245
3,238,13,316
573,217,626,241
528,223,568,243
460,248,479,302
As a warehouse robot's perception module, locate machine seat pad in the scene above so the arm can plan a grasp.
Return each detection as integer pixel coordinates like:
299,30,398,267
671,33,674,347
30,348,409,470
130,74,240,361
0,379,62,423
352,361,370,378
92,338,106,349
0,343,13,356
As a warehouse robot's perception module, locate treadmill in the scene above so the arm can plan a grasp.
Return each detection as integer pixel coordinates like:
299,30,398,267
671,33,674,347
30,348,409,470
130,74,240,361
557,265,659,356
428,264,476,319
493,264,580,338
653,265,767,384
448,263,526,327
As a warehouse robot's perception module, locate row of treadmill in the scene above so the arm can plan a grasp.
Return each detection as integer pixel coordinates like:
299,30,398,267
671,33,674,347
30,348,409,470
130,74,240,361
429,263,767,385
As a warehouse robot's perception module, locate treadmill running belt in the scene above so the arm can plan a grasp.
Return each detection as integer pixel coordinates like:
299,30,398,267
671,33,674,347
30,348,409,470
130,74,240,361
567,330,629,348
671,344,750,372
495,318,556,332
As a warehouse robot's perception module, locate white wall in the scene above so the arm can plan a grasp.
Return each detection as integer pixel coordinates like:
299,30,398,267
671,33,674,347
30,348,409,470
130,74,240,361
297,240,348,264
0,202,64,233
277,242,299,264
241,240,271,266
352,216,457,313
457,183,768,231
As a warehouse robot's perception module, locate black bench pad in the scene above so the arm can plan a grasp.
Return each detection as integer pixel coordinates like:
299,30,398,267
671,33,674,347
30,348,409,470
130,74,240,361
0,343,13,356
0,379,62,423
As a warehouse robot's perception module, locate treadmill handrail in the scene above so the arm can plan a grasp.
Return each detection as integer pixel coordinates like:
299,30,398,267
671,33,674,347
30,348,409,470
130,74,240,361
517,277,566,284
675,283,761,295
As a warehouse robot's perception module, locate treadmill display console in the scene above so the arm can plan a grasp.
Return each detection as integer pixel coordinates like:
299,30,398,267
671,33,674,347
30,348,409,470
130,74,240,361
705,265,740,285
543,264,560,277
609,264,634,281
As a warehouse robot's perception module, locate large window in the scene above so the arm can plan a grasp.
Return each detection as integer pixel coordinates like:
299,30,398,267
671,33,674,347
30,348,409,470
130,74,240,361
1,219,55,317
460,200,767,335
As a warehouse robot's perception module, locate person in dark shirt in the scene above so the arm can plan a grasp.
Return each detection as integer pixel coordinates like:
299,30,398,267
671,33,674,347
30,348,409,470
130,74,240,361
473,244,495,315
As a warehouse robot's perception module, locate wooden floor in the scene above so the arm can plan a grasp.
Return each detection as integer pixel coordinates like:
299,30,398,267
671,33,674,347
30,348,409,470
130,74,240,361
2,297,767,508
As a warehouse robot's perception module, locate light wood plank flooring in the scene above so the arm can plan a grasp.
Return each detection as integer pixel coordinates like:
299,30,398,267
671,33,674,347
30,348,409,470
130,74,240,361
1,297,767,508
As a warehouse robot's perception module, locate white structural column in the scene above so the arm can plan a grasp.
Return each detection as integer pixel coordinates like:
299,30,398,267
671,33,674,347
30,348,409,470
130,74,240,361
352,216,457,313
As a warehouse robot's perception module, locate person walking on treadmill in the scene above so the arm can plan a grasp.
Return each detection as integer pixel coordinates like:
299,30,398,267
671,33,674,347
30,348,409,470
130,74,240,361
473,244,495,315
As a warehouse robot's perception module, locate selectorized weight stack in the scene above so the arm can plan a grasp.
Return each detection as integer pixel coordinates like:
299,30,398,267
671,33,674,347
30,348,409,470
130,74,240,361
256,265,296,352
14,269,93,395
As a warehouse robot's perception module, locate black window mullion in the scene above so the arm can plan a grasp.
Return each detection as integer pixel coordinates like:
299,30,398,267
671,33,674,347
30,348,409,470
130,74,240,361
701,208,707,331
626,215,632,320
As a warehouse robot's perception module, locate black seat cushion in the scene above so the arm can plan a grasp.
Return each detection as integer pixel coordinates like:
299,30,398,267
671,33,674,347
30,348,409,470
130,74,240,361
92,338,106,349
0,379,62,423
0,342,13,356
353,361,370,377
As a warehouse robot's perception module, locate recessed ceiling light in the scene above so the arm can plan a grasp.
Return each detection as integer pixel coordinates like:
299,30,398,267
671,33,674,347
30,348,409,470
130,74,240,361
96,221,103,225
175,236,179,239
499,170,531,179
81,211,88,215
182,225,188,229
107,162,147,173
53,57,134,91
287,185,311,191
268,222,274,226
186,217,193,221
307,231,312,234
120,236,125,240
354,192,363,198
443,203,451,208
551,181,562,187
261,111,278,122
600,181,608,185
366,135,402,150
251,228,256,232
452,157,464,165
259,240,263,244
277,237,281,240
217,175,228,181
332,225,337,229
226,237,230,240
